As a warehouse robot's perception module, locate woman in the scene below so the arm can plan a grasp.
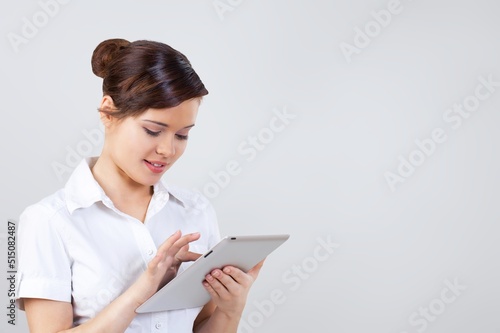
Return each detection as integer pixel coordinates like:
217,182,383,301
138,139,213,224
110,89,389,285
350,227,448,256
15,38,263,333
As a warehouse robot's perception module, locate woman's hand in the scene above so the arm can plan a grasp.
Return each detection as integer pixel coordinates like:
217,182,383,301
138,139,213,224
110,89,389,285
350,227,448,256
202,260,265,317
128,230,202,306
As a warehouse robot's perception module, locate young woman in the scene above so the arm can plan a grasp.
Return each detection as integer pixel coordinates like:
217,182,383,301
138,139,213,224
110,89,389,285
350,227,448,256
15,38,263,333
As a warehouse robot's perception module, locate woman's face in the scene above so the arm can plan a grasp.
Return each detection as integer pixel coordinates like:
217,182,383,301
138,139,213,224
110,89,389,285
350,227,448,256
103,98,200,187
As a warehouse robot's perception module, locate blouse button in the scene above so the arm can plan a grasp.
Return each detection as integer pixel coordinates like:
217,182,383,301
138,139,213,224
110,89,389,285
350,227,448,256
155,322,163,329
147,249,154,255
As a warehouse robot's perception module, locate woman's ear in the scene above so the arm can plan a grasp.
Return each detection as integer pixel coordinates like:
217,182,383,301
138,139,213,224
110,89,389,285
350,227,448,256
98,95,117,128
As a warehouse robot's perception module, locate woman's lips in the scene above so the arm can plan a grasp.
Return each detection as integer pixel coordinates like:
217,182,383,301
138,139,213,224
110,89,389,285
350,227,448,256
144,160,167,173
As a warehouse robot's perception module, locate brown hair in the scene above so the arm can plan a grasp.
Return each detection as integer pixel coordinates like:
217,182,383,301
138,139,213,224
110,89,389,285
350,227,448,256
91,38,208,118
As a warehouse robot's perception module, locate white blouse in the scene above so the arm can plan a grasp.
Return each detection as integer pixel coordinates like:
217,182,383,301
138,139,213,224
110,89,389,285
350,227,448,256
16,157,221,333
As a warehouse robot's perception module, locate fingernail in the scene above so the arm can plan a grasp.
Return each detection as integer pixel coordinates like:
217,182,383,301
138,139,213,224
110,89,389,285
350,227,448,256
212,270,220,277
223,267,231,273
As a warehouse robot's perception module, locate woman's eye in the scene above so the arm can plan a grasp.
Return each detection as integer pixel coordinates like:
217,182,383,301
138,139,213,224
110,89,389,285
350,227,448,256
176,134,189,140
144,128,161,137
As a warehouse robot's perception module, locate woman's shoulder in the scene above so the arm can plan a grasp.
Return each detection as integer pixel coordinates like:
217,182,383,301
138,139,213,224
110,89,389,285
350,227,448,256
19,188,69,226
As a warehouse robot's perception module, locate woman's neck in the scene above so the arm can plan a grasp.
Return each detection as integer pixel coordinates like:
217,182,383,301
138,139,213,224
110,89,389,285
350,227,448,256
91,156,153,217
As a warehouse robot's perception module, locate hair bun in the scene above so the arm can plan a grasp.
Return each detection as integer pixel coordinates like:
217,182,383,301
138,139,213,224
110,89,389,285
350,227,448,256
91,38,131,78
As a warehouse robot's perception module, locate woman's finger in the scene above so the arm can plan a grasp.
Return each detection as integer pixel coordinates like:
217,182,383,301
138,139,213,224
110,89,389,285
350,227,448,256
212,269,242,294
220,266,253,287
247,259,265,280
176,250,202,262
156,230,182,254
165,232,201,257
204,270,229,299
156,231,200,259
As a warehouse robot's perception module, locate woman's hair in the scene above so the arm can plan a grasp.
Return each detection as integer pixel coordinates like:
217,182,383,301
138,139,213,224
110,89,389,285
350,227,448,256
91,38,208,119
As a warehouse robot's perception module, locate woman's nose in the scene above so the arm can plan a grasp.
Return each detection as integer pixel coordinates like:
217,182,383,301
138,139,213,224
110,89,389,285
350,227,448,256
156,135,176,157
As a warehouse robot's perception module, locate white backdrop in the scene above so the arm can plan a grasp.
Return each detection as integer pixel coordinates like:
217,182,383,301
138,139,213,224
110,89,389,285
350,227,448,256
1,0,500,332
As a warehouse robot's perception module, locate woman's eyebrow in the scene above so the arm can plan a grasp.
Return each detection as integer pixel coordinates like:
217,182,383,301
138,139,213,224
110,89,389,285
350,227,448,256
143,120,195,129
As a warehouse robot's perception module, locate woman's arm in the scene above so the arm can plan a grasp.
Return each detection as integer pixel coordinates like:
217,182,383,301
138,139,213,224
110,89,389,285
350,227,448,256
24,290,139,333
24,299,73,333
193,260,264,333
24,271,144,333
23,231,201,333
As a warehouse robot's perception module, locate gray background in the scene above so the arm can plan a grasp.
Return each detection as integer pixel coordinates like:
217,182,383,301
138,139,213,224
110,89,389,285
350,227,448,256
1,0,499,332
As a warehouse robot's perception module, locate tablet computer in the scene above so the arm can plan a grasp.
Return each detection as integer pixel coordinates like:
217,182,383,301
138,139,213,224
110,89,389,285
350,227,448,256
136,234,290,313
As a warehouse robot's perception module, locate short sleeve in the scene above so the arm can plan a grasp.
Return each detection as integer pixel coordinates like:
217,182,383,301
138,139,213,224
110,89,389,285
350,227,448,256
15,203,72,310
